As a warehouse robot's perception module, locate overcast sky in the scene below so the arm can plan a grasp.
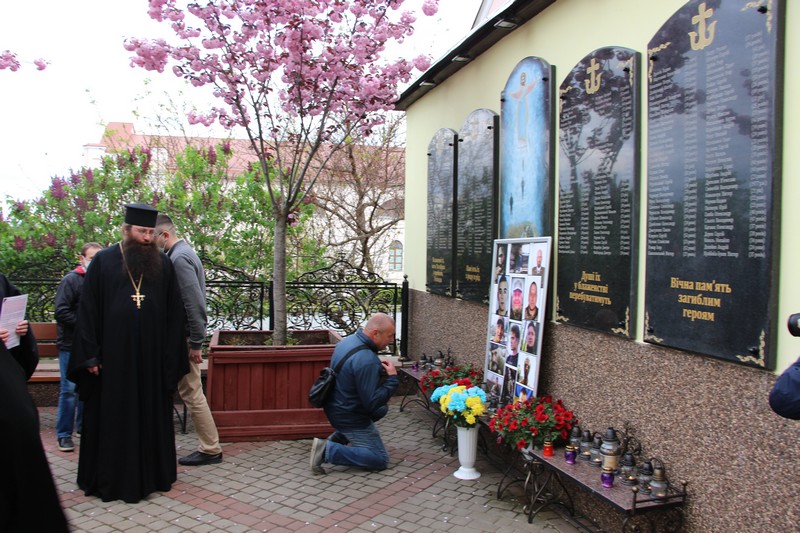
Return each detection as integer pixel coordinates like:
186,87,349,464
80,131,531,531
0,0,482,204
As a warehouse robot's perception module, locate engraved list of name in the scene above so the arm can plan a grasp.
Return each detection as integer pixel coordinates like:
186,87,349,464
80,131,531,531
644,0,782,368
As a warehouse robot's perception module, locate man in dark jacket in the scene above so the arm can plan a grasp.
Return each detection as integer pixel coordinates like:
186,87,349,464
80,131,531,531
769,359,800,420
769,314,800,420
310,313,398,474
54,242,102,452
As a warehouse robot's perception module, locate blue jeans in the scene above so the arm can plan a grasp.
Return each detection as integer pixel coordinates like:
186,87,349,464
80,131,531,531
56,349,83,438
324,423,389,471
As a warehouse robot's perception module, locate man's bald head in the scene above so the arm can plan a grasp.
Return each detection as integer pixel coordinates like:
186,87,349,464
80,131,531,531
363,313,396,350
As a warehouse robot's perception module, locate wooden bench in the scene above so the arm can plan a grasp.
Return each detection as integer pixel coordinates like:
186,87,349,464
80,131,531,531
29,322,60,383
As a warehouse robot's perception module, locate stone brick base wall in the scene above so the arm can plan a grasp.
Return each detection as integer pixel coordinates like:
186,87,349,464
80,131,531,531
407,289,799,532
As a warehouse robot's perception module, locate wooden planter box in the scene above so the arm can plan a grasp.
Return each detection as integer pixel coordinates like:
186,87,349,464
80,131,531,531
207,329,342,441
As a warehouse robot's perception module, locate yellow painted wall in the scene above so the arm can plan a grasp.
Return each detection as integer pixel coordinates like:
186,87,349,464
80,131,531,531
404,0,800,372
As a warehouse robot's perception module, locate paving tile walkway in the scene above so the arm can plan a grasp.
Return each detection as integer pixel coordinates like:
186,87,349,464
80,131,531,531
39,399,588,532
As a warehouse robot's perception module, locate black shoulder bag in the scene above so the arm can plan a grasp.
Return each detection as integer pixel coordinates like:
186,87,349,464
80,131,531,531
308,344,364,408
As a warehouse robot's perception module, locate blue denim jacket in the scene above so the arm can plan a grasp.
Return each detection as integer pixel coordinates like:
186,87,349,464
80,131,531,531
323,330,399,430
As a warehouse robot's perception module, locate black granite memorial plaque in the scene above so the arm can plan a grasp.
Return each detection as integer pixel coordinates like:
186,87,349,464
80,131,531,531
644,0,784,368
556,47,640,337
500,57,555,239
426,128,458,296
456,109,499,303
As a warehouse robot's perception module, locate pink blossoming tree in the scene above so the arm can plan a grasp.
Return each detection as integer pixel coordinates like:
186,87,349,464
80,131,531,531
126,0,436,343
1,50,46,71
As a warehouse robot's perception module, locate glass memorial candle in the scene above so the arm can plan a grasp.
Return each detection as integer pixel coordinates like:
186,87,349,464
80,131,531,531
543,440,554,457
590,434,603,467
564,444,577,464
601,466,615,489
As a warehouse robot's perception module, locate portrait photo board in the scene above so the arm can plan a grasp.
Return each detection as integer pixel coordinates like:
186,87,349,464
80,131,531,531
484,237,552,405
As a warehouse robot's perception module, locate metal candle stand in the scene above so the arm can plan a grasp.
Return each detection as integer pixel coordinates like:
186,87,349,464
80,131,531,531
514,422,687,532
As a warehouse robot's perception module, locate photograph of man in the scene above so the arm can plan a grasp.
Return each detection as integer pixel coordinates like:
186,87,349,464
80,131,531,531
524,280,539,321
495,276,509,316
492,317,507,343
518,244,530,272
494,244,507,282
487,376,501,404
515,383,533,403
518,356,533,386
488,344,506,375
510,277,524,321
500,366,517,406
521,320,539,354
509,244,523,273
531,247,546,277
506,323,521,368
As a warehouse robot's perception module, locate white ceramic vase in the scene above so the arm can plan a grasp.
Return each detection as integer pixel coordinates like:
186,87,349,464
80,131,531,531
454,426,481,479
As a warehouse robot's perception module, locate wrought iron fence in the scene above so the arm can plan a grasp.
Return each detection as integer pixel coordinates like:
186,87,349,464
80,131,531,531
280,258,404,354
12,278,58,323
11,259,408,355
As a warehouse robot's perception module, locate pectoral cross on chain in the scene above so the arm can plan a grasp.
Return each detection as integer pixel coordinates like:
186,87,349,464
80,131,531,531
131,291,145,309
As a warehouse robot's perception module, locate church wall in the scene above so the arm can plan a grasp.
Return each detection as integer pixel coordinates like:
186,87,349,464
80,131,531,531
403,0,800,530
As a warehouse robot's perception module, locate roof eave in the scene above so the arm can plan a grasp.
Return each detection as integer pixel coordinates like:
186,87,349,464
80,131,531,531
395,0,556,111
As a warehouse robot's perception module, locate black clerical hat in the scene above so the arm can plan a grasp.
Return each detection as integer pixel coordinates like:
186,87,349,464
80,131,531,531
124,203,159,228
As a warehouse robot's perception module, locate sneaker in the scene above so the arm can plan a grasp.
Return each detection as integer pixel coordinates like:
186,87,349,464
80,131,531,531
310,438,326,475
57,437,75,452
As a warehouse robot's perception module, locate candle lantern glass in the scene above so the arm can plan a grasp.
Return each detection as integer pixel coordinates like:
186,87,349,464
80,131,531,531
569,426,582,451
543,440,554,457
579,430,593,458
590,434,603,467
650,465,669,501
620,452,638,485
638,461,654,494
600,427,621,473
601,467,615,488
564,445,577,464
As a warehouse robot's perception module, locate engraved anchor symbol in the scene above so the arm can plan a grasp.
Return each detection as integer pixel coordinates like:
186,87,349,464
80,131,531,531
585,57,602,94
688,2,716,51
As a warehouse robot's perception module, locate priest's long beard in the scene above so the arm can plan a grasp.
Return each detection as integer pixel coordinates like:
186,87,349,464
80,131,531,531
122,237,162,281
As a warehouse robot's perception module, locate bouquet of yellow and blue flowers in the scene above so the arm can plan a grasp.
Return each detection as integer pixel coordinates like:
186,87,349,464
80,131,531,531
430,378,487,427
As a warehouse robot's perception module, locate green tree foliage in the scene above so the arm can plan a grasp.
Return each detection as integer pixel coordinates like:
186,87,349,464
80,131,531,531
1,149,158,278
158,147,319,280
0,144,320,281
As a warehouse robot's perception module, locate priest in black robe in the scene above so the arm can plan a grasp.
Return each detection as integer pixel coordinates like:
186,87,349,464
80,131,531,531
0,274,70,532
68,204,189,503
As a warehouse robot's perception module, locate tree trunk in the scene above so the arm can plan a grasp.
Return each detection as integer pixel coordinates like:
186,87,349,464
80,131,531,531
272,214,288,345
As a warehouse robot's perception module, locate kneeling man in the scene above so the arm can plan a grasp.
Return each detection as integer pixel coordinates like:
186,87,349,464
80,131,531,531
310,313,398,474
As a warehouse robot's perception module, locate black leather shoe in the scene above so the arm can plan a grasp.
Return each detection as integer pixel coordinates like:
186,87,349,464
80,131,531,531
179,451,223,466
